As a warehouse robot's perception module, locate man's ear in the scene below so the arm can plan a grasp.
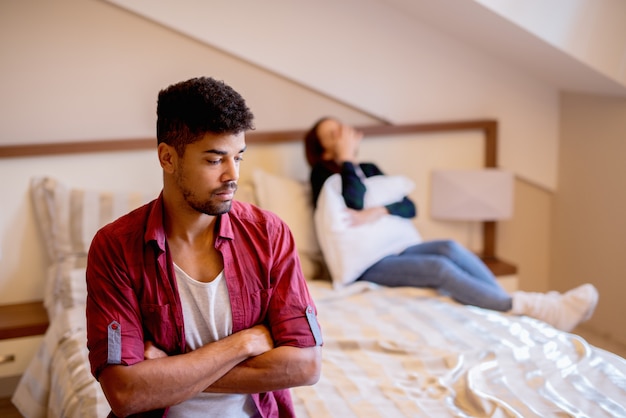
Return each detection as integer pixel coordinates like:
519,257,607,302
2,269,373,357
158,143,176,173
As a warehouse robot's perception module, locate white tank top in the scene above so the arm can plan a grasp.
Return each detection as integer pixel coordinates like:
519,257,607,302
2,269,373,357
167,264,259,418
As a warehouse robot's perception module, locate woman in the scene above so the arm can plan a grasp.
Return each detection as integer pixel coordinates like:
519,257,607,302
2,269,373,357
304,117,598,332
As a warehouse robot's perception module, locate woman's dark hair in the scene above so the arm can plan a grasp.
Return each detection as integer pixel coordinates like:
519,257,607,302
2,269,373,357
304,117,332,167
156,77,255,156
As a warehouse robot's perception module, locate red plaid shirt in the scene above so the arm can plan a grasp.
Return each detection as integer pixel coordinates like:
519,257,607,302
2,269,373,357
86,194,320,417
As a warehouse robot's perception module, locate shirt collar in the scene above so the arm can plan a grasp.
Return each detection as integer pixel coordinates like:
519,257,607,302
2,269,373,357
144,193,236,251
144,192,167,251
216,206,235,241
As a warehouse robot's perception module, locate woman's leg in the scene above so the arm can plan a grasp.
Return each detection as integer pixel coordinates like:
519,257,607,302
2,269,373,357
358,252,513,311
401,240,502,290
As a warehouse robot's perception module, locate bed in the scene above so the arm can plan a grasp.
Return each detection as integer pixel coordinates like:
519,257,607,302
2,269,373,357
7,121,626,417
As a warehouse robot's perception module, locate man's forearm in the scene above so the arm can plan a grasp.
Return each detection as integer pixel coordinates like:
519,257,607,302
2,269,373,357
99,325,272,417
205,345,322,394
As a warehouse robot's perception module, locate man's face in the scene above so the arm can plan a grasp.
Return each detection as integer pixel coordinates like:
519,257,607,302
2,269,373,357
174,132,246,216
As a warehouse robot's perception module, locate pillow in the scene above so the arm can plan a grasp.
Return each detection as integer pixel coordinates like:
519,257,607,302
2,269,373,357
251,169,326,280
314,174,422,288
30,176,155,317
235,181,258,205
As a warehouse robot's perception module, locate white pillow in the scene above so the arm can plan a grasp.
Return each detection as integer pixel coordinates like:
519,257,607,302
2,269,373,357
251,170,325,280
314,174,422,288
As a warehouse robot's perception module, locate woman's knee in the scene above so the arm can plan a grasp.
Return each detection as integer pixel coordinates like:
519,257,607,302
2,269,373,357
419,255,457,278
430,239,462,256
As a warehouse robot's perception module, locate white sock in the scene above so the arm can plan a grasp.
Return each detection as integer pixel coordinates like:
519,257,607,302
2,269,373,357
511,284,599,332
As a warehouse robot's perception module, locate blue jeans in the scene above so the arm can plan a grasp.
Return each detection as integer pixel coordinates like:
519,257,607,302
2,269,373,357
358,240,513,311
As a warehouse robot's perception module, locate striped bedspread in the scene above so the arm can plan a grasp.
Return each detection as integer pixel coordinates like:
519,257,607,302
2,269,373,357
292,282,626,417
12,281,626,418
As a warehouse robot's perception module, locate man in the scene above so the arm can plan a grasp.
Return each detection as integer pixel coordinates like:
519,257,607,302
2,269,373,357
86,77,322,418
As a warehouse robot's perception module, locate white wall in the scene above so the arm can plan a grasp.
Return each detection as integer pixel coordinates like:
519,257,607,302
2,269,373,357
0,0,375,144
2,0,620,347
0,0,558,305
102,0,561,190
474,0,626,87
0,0,376,304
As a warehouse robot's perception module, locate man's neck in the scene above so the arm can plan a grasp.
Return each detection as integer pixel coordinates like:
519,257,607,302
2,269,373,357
163,195,217,245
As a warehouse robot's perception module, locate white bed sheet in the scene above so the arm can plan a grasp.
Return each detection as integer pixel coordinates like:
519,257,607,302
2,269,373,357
12,280,626,418
294,281,626,417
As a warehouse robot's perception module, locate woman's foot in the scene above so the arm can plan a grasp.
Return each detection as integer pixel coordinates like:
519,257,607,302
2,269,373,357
511,283,599,332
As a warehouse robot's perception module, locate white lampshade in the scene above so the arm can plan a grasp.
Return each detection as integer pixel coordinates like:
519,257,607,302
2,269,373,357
430,169,514,221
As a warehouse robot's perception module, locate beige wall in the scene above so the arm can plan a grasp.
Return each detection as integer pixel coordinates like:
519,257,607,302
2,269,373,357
500,179,552,293
0,0,376,304
37,0,567,190
0,0,377,144
0,0,553,308
554,92,626,344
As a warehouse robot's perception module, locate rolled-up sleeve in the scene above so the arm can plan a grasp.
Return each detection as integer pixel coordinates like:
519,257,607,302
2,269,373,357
86,227,146,379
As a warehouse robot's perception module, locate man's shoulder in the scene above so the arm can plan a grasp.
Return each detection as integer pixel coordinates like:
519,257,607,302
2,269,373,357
228,200,291,235
230,200,277,222
88,199,158,260
96,199,156,237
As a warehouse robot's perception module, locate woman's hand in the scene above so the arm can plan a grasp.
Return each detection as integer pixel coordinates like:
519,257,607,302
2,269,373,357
345,207,388,226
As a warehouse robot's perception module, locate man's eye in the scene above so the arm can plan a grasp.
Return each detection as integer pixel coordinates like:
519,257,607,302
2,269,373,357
235,156,244,163
207,159,221,165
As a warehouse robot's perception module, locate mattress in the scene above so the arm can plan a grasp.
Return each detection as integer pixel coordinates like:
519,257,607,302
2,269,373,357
12,280,626,418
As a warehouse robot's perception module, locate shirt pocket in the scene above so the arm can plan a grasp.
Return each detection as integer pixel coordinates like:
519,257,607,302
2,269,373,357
140,303,179,353
233,286,274,330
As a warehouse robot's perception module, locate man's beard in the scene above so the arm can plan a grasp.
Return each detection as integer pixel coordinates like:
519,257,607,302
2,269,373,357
179,178,237,216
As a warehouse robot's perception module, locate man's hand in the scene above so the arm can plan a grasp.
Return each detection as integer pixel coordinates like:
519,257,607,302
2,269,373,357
103,323,276,417
144,341,168,360
242,324,274,357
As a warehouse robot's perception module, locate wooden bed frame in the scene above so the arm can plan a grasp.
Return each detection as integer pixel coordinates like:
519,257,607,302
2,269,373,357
0,119,515,275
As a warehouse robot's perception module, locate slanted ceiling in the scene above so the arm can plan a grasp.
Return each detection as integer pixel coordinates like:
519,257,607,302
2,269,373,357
99,0,626,191
102,0,626,118
383,0,626,96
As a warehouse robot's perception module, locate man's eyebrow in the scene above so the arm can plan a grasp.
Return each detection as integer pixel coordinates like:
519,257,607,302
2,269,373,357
202,145,247,155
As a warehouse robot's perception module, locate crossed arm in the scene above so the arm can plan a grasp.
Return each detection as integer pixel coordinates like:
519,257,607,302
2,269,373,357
99,324,321,417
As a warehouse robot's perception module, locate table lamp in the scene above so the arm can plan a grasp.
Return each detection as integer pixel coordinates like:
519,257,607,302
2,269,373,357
430,169,514,269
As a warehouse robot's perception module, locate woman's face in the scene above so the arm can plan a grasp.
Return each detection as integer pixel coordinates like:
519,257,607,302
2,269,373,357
316,118,342,155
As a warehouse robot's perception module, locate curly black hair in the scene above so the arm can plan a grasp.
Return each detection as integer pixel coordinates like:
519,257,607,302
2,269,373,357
156,77,255,155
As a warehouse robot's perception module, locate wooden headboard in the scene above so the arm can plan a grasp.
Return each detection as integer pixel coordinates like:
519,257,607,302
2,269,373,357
0,119,514,275
0,120,497,161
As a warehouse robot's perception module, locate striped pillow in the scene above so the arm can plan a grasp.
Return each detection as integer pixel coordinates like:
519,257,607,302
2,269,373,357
30,177,154,316
31,177,153,261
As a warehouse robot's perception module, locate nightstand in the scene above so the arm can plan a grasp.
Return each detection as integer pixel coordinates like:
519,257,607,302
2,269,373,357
481,256,518,293
0,301,49,397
